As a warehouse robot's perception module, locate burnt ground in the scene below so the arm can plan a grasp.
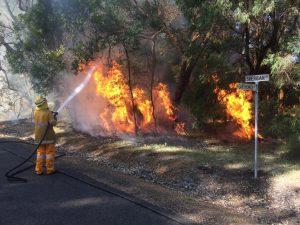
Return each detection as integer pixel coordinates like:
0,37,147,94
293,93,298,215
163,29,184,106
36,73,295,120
1,119,300,224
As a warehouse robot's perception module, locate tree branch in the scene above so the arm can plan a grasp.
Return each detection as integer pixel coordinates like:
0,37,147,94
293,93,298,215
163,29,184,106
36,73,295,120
139,30,162,40
18,0,33,11
0,63,17,91
244,24,254,73
0,23,14,31
255,19,280,73
0,35,15,52
4,0,17,21
162,24,184,54
230,25,243,35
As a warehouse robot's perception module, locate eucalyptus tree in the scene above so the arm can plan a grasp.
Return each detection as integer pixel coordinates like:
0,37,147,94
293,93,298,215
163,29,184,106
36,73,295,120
5,0,300,134
6,0,65,94
0,0,37,119
218,0,300,87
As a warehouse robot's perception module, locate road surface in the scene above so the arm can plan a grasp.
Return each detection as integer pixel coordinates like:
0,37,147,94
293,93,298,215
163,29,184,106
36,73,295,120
0,139,186,225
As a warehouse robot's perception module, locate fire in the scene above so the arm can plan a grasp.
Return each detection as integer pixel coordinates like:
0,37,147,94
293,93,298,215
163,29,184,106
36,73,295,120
132,88,152,127
155,83,176,120
215,83,254,139
94,62,135,133
155,83,187,135
91,61,185,135
175,122,186,135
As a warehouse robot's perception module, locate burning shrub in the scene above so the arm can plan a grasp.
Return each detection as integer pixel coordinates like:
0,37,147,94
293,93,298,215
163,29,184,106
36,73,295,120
73,60,185,135
183,73,257,140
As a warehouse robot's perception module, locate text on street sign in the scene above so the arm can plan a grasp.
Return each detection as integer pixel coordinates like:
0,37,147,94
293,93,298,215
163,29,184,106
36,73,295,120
245,74,269,83
237,83,257,91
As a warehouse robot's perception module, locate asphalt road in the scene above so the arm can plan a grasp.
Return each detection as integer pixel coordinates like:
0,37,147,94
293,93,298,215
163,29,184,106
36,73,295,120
0,140,182,225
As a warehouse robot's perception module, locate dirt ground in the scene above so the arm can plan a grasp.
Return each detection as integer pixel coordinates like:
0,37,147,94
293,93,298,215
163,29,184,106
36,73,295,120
1,119,300,224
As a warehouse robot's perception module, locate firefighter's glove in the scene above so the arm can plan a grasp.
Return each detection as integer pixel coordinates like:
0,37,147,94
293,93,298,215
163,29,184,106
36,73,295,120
52,111,58,121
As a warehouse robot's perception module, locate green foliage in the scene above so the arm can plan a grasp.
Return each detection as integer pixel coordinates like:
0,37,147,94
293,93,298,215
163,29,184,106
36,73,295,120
181,50,240,129
259,98,279,126
233,3,250,24
286,134,300,161
71,43,98,70
264,54,294,75
264,107,300,139
251,0,275,16
4,0,299,135
281,85,300,107
287,35,300,56
7,0,66,94
7,0,144,93
182,75,222,128
263,33,300,87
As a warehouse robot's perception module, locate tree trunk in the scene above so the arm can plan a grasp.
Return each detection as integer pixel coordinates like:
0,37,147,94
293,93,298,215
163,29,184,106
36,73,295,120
173,56,200,104
255,20,280,74
4,0,17,21
18,0,33,11
123,42,138,135
0,63,16,91
0,36,14,53
150,39,157,133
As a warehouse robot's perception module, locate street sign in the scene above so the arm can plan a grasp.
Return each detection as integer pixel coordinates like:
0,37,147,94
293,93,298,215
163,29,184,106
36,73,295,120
245,74,269,83
237,83,257,91
240,74,270,179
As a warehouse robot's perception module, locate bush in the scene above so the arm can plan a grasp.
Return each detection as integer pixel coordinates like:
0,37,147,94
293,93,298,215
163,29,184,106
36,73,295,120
182,78,223,129
264,107,300,139
286,134,300,161
259,98,279,126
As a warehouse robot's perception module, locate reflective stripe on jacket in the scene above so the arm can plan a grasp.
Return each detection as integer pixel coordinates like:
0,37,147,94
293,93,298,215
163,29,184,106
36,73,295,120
34,108,56,144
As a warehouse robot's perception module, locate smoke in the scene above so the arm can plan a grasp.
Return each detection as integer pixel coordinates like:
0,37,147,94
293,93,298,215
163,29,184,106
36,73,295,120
0,71,35,121
56,67,107,136
57,66,96,113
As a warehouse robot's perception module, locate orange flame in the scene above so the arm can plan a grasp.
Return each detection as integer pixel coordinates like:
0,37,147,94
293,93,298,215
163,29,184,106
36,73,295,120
215,83,254,139
132,88,152,128
175,122,186,135
155,83,187,135
94,62,134,133
92,61,184,135
155,83,176,120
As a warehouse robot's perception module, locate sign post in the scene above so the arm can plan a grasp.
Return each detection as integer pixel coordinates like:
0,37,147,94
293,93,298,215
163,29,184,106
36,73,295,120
254,82,259,179
240,74,269,179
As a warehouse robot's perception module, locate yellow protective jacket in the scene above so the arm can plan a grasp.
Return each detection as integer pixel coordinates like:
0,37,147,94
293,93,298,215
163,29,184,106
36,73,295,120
34,108,57,144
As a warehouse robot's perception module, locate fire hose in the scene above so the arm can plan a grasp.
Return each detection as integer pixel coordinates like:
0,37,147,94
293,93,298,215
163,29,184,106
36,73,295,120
2,112,61,182
0,66,187,224
2,136,187,225
2,66,96,182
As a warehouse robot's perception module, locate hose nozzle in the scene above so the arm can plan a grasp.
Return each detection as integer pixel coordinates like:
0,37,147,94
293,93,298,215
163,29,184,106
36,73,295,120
52,111,58,120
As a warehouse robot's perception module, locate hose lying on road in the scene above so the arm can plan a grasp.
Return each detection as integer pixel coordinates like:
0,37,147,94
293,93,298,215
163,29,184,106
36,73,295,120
1,144,65,182
2,147,186,225
1,123,51,182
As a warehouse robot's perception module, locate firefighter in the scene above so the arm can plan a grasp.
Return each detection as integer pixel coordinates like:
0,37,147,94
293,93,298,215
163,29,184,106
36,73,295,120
34,96,57,175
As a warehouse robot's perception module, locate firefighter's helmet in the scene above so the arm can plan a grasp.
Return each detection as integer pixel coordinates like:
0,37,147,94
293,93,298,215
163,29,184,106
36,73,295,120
35,96,47,108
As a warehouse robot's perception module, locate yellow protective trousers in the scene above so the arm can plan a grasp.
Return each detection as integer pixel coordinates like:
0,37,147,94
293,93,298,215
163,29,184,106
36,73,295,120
35,144,55,175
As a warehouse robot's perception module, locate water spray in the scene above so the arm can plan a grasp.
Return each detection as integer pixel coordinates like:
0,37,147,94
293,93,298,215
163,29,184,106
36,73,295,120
2,66,96,182
56,66,96,113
